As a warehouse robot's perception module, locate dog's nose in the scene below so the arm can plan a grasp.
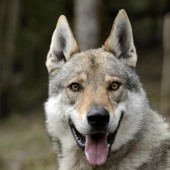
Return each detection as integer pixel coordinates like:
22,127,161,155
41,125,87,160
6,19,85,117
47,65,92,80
87,107,110,128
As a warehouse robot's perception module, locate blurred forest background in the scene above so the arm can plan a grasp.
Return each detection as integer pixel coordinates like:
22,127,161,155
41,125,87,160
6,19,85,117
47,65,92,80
0,0,170,170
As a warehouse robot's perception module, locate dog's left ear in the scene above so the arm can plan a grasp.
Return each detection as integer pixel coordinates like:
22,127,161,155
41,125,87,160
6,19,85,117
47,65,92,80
46,15,79,73
104,9,137,68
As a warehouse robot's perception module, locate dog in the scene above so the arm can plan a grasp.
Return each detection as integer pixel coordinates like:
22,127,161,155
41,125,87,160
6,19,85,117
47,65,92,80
44,9,170,170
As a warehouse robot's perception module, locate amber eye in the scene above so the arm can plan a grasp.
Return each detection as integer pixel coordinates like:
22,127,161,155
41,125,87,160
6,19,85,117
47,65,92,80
69,83,80,92
109,81,120,91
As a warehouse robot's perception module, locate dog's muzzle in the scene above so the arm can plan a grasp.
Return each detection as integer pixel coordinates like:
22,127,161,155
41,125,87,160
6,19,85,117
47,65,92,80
69,109,124,166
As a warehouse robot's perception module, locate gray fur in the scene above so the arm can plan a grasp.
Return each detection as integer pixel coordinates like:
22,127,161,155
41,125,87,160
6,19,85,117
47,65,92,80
45,9,170,170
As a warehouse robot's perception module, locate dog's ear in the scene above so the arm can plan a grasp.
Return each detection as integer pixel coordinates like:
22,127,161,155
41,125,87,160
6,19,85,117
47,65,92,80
104,9,137,68
46,15,79,73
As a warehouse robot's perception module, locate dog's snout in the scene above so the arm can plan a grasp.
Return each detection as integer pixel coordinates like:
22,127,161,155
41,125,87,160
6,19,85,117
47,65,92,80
87,107,110,128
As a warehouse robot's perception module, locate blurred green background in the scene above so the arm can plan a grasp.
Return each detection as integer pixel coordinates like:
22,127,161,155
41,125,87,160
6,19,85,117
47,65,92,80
0,0,170,169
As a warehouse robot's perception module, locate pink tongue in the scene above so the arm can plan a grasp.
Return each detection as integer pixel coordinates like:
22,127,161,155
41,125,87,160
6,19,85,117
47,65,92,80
85,134,109,166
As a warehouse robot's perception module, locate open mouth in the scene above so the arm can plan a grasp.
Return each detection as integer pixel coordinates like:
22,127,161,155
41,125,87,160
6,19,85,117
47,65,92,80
69,113,123,166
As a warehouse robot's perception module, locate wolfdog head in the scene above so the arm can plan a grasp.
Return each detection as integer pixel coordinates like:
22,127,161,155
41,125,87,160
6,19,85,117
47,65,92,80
45,9,147,166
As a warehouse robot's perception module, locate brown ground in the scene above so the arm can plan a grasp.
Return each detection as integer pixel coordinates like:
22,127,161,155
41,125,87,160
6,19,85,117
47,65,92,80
0,114,56,170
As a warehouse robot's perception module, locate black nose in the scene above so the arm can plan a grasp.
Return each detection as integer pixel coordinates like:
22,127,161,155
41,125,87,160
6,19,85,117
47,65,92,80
87,107,110,128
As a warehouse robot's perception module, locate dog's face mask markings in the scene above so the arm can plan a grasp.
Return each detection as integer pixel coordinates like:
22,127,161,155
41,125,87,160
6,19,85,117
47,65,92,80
45,9,170,169
64,65,126,165
46,9,135,166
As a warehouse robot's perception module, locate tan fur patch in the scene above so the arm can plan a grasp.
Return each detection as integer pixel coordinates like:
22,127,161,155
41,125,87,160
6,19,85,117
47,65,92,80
77,86,115,117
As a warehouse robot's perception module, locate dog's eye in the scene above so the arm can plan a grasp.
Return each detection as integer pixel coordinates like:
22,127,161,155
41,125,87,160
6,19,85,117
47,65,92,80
69,83,81,92
109,82,120,91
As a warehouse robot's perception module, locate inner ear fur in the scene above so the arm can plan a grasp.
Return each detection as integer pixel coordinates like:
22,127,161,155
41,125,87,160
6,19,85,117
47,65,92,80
104,9,137,68
46,15,79,73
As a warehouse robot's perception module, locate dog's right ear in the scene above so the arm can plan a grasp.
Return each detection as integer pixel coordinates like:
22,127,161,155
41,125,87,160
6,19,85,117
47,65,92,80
104,9,137,68
46,15,79,73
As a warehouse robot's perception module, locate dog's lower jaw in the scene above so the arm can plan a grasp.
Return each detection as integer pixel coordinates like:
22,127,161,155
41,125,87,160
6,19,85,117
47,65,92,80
69,112,124,166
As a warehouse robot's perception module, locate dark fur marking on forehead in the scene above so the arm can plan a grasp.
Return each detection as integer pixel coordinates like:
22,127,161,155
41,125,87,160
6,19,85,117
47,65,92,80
90,57,96,65
89,56,99,72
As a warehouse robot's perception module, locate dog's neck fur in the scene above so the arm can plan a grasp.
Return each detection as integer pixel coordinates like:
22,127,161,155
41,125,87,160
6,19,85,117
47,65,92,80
54,99,170,170
45,9,170,170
